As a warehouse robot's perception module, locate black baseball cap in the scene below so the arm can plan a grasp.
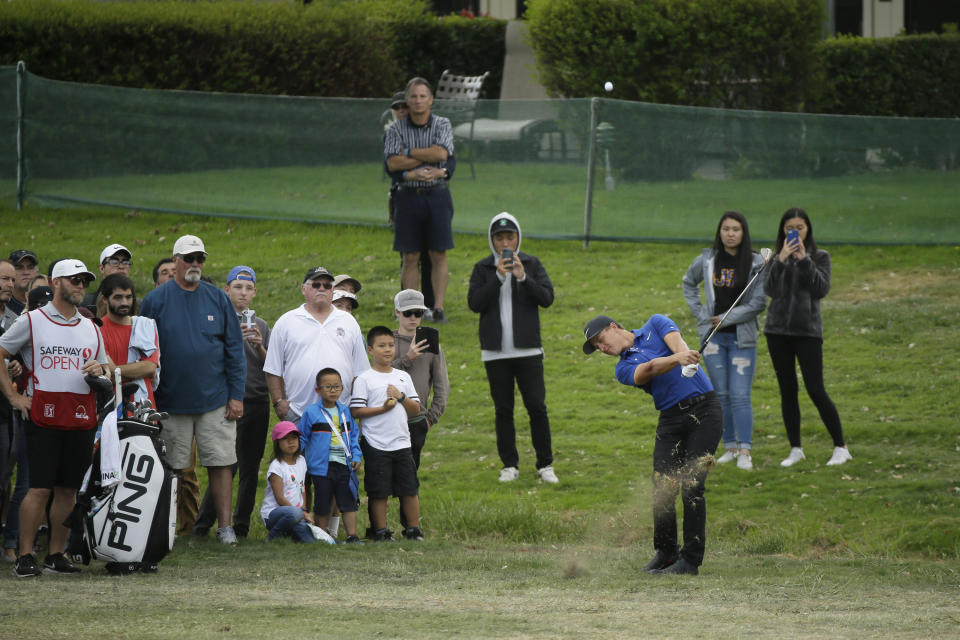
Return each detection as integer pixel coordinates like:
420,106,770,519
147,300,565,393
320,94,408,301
582,315,616,354
490,217,519,236
9,249,37,266
303,266,333,283
27,286,53,311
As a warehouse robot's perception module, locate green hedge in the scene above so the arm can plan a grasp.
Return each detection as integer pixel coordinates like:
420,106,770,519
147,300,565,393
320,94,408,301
0,0,505,98
526,0,823,112
811,33,960,117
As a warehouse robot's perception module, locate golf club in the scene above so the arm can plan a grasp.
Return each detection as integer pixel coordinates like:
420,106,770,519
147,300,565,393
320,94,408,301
682,247,774,377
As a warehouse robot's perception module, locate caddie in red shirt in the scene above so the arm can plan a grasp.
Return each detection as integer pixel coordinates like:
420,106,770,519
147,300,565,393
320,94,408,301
0,259,111,577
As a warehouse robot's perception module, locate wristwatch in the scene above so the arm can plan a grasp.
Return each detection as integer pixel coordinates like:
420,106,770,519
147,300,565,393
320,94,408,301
398,393,407,403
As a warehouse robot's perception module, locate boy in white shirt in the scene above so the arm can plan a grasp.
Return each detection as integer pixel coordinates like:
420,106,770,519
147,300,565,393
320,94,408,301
350,326,422,541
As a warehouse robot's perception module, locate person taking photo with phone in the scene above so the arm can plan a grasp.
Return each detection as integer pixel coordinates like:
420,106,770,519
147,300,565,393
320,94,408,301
467,212,558,484
389,289,448,530
764,208,851,468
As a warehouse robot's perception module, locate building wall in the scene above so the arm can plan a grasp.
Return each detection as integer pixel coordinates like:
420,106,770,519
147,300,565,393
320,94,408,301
862,0,905,37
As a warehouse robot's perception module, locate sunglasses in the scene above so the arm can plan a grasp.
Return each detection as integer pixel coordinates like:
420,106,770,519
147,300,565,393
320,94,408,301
317,384,342,392
310,280,333,290
104,258,132,267
66,276,91,287
401,310,424,318
179,254,206,264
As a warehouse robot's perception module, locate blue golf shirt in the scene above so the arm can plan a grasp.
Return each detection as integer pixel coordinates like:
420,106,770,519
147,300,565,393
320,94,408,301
614,314,713,410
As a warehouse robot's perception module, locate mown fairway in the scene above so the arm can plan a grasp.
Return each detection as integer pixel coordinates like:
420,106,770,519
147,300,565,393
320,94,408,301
1,205,957,638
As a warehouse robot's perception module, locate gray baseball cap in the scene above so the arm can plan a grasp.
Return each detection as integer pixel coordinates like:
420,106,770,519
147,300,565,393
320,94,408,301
394,289,428,312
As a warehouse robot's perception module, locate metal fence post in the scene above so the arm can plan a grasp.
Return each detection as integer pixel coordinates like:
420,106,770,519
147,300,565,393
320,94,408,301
583,97,599,248
15,61,25,211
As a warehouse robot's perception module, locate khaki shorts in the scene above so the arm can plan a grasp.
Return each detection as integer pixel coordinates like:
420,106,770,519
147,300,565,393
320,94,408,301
162,407,237,470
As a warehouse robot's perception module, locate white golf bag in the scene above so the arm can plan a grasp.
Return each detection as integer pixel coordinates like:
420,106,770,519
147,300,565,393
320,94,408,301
68,373,177,568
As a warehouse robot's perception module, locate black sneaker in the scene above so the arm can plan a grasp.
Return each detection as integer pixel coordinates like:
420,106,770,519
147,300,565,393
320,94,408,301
13,553,42,578
642,551,676,573
105,562,138,576
139,562,159,573
402,526,424,541
653,557,699,576
345,535,363,544
42,552,80,575
431,309,447,324
372,528,395,542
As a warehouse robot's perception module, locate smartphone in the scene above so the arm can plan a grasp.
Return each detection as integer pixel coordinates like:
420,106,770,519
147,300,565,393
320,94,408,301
501,248,514,264
241,309,256,329
415,326,440,354
786,229,799,247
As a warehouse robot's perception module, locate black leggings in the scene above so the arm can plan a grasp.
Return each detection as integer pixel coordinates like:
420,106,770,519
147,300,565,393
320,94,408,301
766,334,845,448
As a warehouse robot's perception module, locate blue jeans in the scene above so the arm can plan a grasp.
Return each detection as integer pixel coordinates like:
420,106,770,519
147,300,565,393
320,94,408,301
264,506,314,543
2,418,29,551
702,332,756,450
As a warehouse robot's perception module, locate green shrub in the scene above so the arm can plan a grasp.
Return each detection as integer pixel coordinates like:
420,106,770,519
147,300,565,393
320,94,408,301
0,0,506,98
526,0,823,112
812,32,960,117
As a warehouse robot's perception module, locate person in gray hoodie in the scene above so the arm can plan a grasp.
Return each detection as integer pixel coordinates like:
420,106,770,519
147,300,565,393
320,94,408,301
682,211,767,470
467,212,558,484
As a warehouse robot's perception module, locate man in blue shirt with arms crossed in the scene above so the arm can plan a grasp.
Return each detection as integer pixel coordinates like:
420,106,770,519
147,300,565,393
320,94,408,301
583,313,721,575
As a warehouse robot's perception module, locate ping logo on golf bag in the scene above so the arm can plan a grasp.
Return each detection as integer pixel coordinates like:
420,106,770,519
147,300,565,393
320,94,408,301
106,450,156,552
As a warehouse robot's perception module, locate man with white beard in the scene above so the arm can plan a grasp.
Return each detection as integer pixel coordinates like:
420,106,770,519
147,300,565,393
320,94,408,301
140,235,246,545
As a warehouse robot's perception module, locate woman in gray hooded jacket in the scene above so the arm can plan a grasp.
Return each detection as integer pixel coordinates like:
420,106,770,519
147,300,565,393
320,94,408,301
682,211,766,470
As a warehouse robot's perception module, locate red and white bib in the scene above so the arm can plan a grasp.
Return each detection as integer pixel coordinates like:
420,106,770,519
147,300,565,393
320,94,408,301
28,308,101,430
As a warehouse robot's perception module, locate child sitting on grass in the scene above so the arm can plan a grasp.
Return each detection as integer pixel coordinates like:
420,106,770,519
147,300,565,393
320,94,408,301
350,326,422,541
260,421,314,543
298,367,363,544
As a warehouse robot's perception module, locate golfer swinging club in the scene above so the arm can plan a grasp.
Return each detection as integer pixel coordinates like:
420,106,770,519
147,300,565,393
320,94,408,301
583,313,722,575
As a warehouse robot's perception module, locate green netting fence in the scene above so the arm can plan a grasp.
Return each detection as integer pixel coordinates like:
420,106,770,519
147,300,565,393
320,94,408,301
8,65,960,244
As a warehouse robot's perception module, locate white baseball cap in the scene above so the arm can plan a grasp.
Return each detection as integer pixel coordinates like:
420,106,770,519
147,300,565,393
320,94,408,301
173,235,206,256
51,259,96,281
99,243,131,265
332,289,359,309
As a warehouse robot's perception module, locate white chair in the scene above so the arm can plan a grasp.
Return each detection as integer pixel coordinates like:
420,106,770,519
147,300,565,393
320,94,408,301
433,69,489,179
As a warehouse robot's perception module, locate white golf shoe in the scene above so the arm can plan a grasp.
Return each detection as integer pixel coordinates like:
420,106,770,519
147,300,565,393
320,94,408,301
825,446,853,466
780,447,805,467
717,450,737,464
498,467,519,483
736,453,753,470
537,465,559,484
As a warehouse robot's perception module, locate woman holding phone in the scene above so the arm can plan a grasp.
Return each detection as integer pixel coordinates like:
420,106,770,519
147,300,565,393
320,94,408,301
682,211,767,470
764,208,851,467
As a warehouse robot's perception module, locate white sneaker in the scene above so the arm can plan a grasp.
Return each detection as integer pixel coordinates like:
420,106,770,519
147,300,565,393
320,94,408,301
537,465,559,484
780,447,805,467
216,526,238,545
498,467,519,483
717,450,737,464
826,446,853,466
736,453,753,470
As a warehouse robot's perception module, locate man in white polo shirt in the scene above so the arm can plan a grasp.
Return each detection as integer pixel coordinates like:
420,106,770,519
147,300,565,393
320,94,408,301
0,259,110,577
265,266,369,423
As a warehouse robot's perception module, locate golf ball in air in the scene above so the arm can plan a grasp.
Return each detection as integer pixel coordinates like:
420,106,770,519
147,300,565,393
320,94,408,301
604,81,614,92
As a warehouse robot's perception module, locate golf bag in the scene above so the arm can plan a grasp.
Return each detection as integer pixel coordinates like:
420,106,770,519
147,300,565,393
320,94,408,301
68,416,178,567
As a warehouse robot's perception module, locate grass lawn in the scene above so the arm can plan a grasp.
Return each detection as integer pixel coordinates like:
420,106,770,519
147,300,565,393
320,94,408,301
21,162,960,245
0,204,957,638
